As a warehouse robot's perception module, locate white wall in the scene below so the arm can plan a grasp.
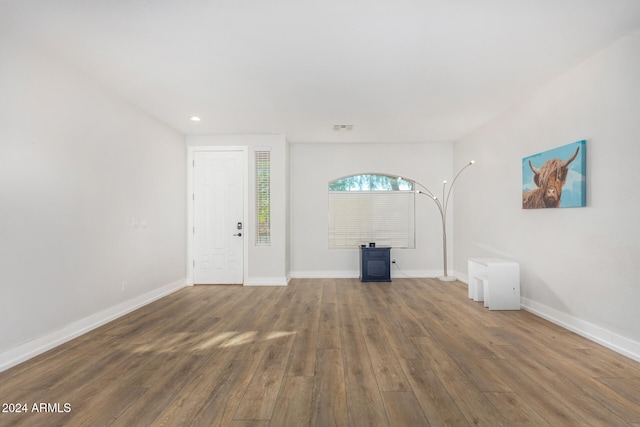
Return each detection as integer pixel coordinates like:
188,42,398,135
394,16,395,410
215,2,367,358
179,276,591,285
186,134,288,285
289,142,454,278
453,30,640,361
0,36,187,369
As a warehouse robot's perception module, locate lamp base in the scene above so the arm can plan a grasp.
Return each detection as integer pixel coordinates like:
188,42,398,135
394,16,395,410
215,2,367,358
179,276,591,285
437,275,457,282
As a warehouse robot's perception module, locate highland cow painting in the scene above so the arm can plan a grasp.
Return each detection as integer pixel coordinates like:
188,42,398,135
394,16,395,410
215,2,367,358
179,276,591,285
522,140,586,209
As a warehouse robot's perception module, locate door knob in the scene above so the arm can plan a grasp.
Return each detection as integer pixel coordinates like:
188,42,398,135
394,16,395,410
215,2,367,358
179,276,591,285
233,232,242,237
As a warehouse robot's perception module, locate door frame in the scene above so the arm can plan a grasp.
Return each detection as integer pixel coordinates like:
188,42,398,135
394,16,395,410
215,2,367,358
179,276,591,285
187,145,249,285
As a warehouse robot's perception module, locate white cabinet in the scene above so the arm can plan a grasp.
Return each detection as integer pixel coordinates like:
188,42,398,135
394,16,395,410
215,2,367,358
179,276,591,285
468,258,520,310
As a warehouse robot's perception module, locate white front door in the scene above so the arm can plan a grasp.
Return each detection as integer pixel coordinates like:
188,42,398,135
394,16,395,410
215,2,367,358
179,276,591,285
193,150,244,284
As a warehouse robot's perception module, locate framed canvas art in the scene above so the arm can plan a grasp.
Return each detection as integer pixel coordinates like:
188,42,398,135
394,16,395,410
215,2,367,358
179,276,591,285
522,140,586,209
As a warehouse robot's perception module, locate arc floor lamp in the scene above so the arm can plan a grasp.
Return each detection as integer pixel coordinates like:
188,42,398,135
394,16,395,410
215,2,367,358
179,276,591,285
402,160,475,281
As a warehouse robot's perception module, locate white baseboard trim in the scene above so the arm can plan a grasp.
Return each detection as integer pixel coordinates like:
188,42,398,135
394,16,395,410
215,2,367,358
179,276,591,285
391,269,444,279
289,270,359,279
0,278,187,373
288,269,443,280
243,276,289,286
456,272,469,284
521,297,640,363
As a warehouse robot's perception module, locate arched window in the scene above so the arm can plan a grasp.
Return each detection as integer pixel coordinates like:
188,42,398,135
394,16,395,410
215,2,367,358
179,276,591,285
329,174,413,191
328,174,415,249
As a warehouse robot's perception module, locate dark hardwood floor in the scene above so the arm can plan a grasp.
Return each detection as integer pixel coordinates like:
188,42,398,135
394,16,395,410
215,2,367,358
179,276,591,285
1,278,639,426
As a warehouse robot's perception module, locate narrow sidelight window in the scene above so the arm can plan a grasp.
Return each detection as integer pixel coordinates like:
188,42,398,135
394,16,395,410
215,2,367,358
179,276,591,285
255,149,271,246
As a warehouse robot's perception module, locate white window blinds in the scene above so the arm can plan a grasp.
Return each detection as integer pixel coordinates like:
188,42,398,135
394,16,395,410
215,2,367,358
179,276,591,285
255,150,271,246
328,191,415,248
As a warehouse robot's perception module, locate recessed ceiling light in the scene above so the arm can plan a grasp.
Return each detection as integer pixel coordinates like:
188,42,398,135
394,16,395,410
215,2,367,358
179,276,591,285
333,124,353,131
190,116,201,122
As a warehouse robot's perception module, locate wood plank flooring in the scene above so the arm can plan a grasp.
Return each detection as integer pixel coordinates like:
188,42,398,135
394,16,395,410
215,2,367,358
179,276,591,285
1,278,640,426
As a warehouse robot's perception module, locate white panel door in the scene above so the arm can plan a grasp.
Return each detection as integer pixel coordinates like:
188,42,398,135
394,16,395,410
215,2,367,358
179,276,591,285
193,150,244,284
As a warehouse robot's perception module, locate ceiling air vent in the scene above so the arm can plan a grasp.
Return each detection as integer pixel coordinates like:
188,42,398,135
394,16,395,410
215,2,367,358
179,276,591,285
333,124,354,131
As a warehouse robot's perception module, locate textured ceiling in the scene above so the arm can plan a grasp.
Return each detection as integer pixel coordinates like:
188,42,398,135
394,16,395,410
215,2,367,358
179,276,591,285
2,0,640,143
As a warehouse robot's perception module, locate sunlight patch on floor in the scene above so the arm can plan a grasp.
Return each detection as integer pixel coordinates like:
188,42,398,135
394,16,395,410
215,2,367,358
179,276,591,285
131,330,299,353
